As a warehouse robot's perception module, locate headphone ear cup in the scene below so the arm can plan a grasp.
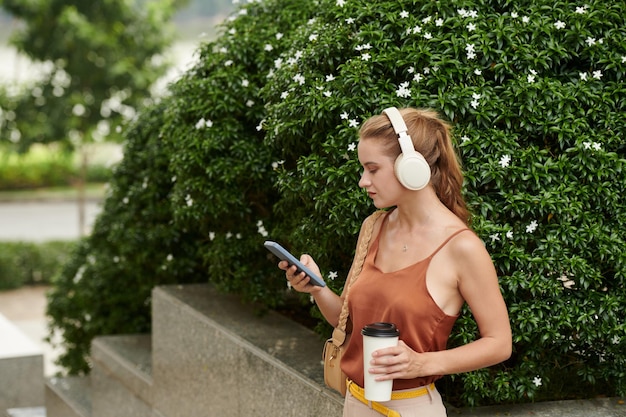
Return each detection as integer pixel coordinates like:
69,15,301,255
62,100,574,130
394,152,431,190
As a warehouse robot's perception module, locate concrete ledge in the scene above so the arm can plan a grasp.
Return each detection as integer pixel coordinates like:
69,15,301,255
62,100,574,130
0,314,44,410
151,284,343,417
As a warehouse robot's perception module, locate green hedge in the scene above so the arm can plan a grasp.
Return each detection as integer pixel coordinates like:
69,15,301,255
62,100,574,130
0,241,75,290
48,0,626,407
0,146,113,190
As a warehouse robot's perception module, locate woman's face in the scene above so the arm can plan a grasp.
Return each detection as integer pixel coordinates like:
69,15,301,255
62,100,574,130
357,138,404,208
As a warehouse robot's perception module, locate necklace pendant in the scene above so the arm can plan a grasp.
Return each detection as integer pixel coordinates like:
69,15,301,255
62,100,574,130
402,244,407,252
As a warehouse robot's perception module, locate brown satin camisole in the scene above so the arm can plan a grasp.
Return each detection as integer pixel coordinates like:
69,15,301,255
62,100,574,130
341,211,469,390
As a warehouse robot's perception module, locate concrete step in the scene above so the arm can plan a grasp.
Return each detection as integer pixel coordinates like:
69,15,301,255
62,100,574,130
151,284,343,417
45,376,90,417
90,334,152,417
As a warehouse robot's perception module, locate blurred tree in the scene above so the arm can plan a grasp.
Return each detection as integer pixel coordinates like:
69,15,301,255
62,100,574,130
0,0,189,232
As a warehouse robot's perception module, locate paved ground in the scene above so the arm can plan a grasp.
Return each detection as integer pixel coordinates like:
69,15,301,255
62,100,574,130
0,200,101,242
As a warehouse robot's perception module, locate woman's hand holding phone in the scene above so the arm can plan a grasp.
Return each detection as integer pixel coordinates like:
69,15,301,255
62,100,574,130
279,254,325,294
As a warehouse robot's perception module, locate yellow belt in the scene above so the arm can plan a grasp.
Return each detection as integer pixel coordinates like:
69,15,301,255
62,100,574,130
347,379,434,417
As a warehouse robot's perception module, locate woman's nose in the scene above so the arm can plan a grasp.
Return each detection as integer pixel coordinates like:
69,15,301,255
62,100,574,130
358,173,369,188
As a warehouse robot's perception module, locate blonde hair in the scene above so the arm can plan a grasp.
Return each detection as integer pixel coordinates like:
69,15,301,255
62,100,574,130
359,108,470,225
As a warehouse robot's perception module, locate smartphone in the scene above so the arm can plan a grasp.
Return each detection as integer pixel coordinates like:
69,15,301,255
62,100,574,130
264,241,326,287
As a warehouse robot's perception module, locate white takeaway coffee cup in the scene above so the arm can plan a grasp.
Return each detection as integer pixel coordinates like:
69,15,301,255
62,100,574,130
362,322,400,401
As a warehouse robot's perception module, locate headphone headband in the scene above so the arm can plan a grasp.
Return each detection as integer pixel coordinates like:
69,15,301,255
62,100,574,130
382,107,416,156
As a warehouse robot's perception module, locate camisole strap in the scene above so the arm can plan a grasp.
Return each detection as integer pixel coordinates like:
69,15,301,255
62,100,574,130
427,228,471,260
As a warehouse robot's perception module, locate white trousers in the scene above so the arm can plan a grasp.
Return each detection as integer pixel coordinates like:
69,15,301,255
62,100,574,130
342,384,447,417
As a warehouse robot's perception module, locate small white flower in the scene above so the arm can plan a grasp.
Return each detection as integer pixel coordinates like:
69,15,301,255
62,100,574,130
468,10,478,18
361,53,371,61
310,295,315,304
554,20,566,30
209,232,215,241
242,79,249,87
474,69,482,75
309,33,318,42
323,91,332,97
347,142,357,151
522,16,529,23
326,74,335,82
293,73,305,85
467,51,476,60
340,112,349,120
458,9,469,17
563,279,576,289
467,23,477,31
336,0,346,6
575,6,587,14
113,256,120,263
435,18,444,26
527,74,536,83
586,37,596,46
506,230,514,239
411,26,422,35
246,100,254,107
413,73,424,82
348,119,359,128
424,32,432,40
489,234,501,242
226,232,233,239
400,10,409,18
622,56,626,63
328,271,338,280
166,254,173,262
592,70,603,80
422,16,432,24
274,58,283,69
511,12,518,18
579,72,588,81
185,195,193,207
499,154,511,168
533,376,542,387
224,60,233,67
218,47,228,53
195,118,213,129
470,99,480,109
276,33,283,40
396,81,411,98
465,43,475,52
592,142,602,151
264,44,273,52
280,91,289,99
526,220,538,233
461,135,470,143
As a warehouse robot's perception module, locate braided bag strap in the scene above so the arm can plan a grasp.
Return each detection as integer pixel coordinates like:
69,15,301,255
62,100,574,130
332,210,385,344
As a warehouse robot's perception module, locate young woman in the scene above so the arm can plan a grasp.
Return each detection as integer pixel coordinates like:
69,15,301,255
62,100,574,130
278,107,511,417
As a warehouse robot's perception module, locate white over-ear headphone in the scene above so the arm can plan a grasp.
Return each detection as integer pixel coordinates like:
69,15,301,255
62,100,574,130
382,107,431,190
